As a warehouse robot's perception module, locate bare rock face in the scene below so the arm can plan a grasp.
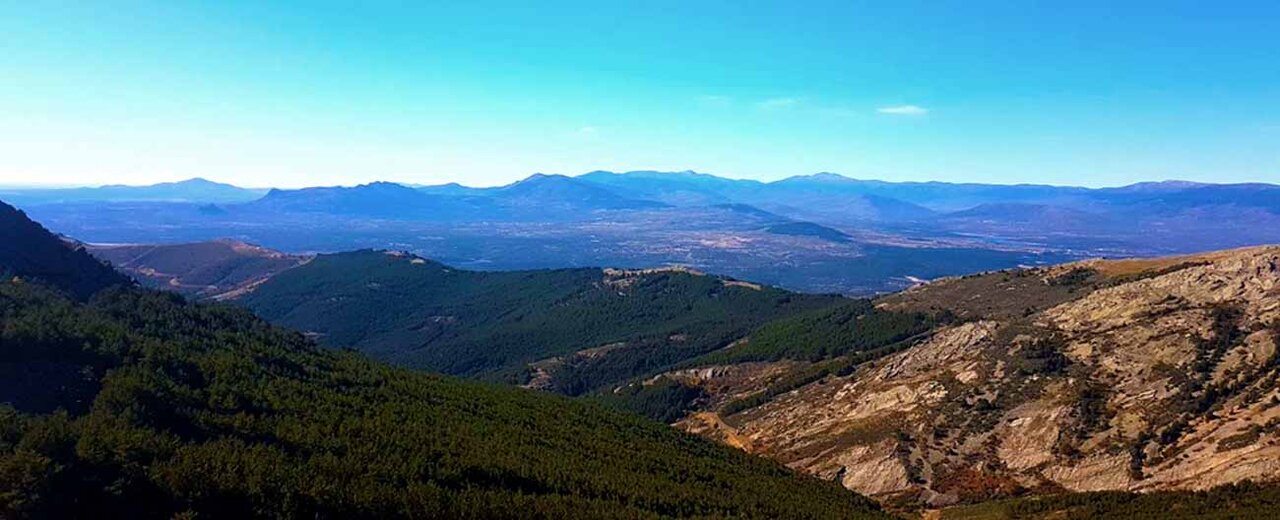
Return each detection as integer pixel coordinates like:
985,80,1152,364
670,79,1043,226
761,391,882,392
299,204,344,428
677,246,1280,505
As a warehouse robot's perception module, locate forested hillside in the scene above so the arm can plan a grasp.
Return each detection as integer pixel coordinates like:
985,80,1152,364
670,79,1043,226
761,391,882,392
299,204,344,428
240,251,845,392
0,202,131,299
0,204,888,519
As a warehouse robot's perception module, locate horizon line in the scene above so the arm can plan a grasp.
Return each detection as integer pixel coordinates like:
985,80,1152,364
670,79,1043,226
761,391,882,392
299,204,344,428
0,170,1269,192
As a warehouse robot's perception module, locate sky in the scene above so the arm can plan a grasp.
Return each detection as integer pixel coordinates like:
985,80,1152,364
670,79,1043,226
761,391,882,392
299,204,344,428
1,1,1278,188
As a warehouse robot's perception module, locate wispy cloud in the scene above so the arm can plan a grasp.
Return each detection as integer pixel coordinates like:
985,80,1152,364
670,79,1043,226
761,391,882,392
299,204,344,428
572,126,601,140
756,97,800,110
697,95,731,107
876,105,929,116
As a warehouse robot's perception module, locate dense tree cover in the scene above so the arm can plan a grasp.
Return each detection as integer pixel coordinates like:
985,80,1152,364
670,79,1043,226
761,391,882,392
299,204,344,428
713,336,922,417
940,481,1280,519
694,300,939,365
241,251,843,392
718,360,844,417
595,378,708,424
601,302,939,420
0,202,131,300
0,281,888,519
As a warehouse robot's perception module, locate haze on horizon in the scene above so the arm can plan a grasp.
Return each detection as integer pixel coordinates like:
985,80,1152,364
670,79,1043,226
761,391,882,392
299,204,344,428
1,1,1277,189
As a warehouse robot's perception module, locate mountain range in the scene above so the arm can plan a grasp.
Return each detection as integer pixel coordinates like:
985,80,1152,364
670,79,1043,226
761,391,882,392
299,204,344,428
0,177,267,204
7,171,1280,296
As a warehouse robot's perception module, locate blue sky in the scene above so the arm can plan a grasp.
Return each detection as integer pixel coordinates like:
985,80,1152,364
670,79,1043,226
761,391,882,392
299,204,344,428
1,1,1277,188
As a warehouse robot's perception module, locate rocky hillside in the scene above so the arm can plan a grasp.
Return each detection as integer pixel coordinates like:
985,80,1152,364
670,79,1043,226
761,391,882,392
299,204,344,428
660,247,1280,507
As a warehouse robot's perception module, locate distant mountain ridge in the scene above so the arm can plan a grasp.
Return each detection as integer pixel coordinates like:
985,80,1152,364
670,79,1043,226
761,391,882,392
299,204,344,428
10,172,1280,295
245,174,665,221
9,172,1279,224
245,181,483,219
0,177,267,204
7,172,1276,208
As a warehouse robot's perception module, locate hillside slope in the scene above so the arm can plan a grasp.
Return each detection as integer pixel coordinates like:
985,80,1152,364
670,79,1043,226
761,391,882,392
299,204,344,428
87,239,309,299
662,247,1280,508
0,201,131,299
239,251,844,393
0,204,887,519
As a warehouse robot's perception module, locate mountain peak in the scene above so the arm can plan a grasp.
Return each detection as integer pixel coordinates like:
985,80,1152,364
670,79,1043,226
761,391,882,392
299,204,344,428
359,181,412,189
175,177,221,186
778,172,856,184
1113,179,1209,192
514,173,573,184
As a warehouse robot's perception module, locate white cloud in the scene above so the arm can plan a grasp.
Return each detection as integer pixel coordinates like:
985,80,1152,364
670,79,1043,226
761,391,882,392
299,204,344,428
577,126,599,136
697,95,731,107
876,105,929,116
756,97,800,110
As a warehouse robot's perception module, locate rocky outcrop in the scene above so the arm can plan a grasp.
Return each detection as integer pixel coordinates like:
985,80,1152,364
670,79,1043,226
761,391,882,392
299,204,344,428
677,246,1280,505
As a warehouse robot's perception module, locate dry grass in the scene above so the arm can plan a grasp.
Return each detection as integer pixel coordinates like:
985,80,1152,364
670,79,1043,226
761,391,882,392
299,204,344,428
1087,245,1277,278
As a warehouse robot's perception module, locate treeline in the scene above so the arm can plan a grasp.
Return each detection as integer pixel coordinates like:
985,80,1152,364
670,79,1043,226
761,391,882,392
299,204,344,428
717,336,924,417
600,301,940,421
0,281,888,519
595,378,708,424
695,300,940,365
